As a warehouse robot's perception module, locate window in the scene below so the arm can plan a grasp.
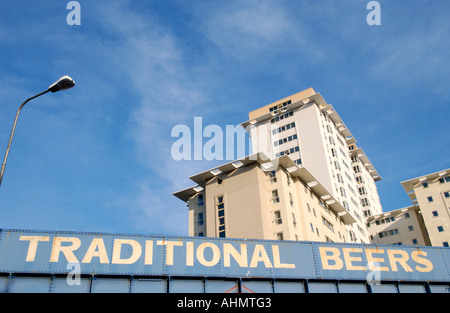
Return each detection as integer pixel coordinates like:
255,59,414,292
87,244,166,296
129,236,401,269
412,239,418,245
376,217,395,225
422,182,428,188
271,190,280,203
356,176,364,184
444,191,450,198
349,231,356,242
322,217,334,233
334,161,341,171
292,213,297,228
432,211,439,217
217,196,225,238
276,232,284,240
329,137,335,146
198,213,204,226
379,229,399,238
439,176,450,183
197,194,204,207
270,111,294,124
361,198,370,207
427,196,434,202
438,226,444,232
289,193,294,206
343,201,349,211
269,171,277,183
408,225,414,231
444,242,449,247
404,213,410,219
274,211,282,225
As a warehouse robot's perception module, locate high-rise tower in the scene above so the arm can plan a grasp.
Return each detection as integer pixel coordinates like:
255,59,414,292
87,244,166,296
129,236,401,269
241,88,383,243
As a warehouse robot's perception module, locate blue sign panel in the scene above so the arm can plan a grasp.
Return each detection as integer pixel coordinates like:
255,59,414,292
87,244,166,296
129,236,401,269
0,229,449,283
312,242,449,282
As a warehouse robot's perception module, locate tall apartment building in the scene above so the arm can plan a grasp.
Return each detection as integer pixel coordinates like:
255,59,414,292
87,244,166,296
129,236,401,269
400,169,450,247
241,88,383,243
173,153,355,242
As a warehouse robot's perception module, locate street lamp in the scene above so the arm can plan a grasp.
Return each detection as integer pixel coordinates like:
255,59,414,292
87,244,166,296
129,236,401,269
0,76,75,187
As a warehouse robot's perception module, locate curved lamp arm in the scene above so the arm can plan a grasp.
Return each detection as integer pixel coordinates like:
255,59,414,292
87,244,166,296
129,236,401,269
0,76,75,187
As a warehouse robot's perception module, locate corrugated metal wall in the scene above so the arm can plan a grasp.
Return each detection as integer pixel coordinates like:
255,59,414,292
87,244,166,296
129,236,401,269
1,274,449,293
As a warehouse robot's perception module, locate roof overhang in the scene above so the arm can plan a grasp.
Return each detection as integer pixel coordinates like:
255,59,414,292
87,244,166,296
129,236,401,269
240,91,381,182
401,169,450,204
173,153,357,224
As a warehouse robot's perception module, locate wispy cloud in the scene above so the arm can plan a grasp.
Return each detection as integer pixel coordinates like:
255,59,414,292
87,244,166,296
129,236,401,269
189,0,322,62
83,1,215,234
367,28,450,95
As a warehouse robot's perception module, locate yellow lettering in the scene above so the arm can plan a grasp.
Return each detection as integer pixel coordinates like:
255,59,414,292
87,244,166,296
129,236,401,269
156,240,183,266
223,243,248,268
112,239,142,265
186,241,194,266
411,250,433,273
81,238,109,264
20,236,50,262
343,248,366,271
50,237,81,263
249,244,273,268
145,240,153,265
319,247,343,270
365,248,389,271
387,249,413,272
196,242,220,267
272,245,295,269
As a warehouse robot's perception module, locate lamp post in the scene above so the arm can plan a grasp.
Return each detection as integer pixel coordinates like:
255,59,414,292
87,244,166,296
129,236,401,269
0,76,75,187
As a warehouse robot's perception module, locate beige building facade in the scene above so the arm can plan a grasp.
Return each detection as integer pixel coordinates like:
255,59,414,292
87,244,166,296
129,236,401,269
367,168,450,247
241,88,383,243
367,206,431,246
400,169,450,247
174,154,355,243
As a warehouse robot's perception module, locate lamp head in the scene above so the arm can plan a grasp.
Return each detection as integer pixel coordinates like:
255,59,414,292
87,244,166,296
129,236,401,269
48,75,75,93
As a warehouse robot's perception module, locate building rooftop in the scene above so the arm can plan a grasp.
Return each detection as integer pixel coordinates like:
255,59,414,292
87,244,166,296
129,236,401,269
173,152,357,225
366,205,420,224
240,88,381,181
401,168,450,205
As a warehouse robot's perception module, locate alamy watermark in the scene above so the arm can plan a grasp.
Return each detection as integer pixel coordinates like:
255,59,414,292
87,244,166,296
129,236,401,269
171,117,251,162
66,1,81,26
66,262,81,286
367,1,381,26
366,261,382,286
170,117,284,171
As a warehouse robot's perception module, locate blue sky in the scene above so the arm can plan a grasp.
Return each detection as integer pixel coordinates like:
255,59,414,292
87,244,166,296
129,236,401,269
0,0,449,236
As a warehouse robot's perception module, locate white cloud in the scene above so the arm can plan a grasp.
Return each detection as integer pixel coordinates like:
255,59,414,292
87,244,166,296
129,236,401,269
191,0,322,61
86,1,214,233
